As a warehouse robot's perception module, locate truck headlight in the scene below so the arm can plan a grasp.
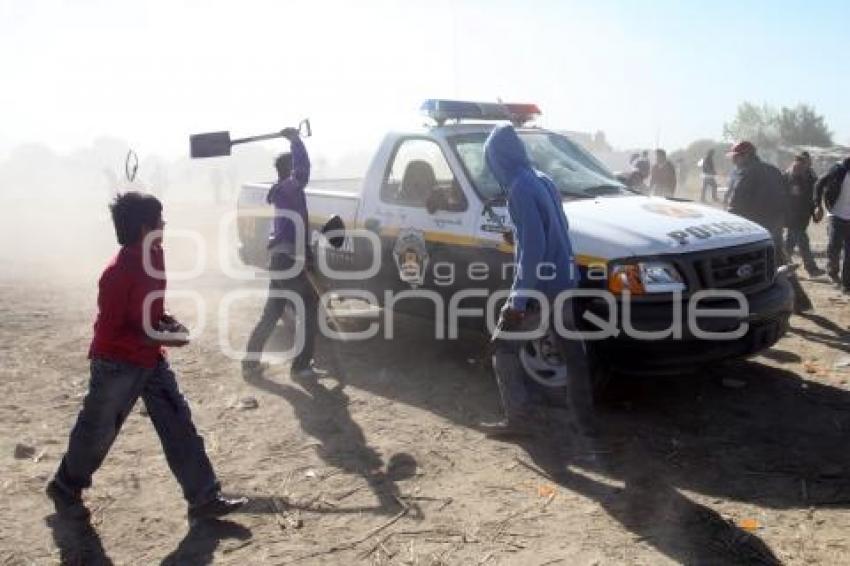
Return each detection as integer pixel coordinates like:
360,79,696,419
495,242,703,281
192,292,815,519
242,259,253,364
608,261,686,295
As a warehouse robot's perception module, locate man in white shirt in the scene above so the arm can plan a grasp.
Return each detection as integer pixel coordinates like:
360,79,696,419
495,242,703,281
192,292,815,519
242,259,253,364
815,158,850,293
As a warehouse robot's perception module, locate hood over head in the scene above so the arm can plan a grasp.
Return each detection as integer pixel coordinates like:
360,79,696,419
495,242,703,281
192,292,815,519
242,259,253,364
484,124,532,191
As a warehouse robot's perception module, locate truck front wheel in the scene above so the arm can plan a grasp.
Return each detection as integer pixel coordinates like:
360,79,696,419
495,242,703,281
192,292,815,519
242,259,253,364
517,330,614,406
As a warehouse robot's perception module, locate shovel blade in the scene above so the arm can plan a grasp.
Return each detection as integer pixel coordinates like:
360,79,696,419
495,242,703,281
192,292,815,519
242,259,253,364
190,131,232,158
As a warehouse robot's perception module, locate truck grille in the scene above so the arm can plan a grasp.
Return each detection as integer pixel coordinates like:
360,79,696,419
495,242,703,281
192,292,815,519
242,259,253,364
697,243,774,292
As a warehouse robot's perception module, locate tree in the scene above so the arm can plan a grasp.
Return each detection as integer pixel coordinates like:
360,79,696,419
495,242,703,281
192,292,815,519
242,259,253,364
776,104,833,147
723,101,833,148
722,102,779,148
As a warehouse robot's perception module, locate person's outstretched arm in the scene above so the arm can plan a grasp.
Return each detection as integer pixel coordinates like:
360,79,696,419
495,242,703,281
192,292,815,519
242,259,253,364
269,129,311,206
286,130,310,191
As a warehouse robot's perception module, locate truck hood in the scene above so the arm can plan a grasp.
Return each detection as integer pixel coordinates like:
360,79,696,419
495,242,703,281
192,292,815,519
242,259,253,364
564,195,770,260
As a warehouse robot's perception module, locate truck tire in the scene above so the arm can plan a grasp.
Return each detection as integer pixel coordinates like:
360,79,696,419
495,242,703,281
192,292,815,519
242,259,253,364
517,332,614,407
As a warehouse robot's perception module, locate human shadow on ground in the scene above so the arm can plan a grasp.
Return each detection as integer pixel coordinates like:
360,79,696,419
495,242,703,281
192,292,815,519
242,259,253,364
515,413,781,565
798,312,850,338
790,313,850,354
242,364,418,517
759,347,802,364
46,514,114,566
160,519,251,566
309,317,850,564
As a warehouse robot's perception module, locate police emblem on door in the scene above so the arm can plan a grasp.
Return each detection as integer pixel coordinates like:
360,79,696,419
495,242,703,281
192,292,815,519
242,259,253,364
393,228,429,288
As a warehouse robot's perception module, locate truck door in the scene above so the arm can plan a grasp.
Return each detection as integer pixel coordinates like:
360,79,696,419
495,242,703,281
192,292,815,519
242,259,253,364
360,136,477,305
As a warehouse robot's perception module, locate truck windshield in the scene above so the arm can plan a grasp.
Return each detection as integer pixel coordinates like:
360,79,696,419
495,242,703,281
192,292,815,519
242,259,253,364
449,131,629,200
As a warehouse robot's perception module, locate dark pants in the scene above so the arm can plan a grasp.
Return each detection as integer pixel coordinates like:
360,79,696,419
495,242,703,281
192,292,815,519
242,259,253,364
491,302,593,421
827,216,850,289
771,230,813,311
55,357,219,507
785,226,818,274
246,252,318,370
701,177,718,202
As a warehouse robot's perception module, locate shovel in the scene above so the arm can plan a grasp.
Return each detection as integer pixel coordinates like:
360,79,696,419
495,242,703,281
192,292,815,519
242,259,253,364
190,119,312,158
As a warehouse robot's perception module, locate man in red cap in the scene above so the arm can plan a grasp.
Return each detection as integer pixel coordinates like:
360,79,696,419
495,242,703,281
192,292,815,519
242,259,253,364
727,141,812,313
727,141,813,312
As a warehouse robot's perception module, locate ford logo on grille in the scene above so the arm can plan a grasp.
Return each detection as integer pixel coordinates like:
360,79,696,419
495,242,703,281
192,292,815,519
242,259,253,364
736,263,754,279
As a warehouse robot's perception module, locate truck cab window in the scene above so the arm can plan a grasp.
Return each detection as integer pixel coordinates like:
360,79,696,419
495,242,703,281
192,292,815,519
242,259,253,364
449,131,628,200
381,139,466,211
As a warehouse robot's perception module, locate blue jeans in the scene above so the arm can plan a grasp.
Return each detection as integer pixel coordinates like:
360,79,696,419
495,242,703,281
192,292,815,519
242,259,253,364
55,357,219,507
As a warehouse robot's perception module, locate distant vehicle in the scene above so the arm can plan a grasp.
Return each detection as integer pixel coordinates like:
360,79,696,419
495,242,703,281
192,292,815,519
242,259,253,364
236,99,793,400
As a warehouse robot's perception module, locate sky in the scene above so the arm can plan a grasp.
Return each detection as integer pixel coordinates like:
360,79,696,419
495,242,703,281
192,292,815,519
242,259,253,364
2,0,849,160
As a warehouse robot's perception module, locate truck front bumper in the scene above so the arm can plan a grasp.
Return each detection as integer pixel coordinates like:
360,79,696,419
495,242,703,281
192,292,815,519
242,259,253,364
582,276,794,375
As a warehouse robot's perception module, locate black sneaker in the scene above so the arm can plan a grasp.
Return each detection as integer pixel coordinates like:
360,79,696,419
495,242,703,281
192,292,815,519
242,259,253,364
478,419,537,439
241,360,267,382
291,363,328,381
188,495,247,524
46,480,90,521
806,267,826,278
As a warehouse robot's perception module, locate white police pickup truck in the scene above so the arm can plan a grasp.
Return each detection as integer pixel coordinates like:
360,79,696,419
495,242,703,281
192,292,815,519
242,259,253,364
236,99,793,395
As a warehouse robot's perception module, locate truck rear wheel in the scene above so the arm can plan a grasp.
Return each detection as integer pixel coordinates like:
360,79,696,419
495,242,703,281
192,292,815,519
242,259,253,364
238,217,270,268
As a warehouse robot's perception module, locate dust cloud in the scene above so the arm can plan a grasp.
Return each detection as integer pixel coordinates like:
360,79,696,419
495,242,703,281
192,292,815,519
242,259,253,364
0,136,373,283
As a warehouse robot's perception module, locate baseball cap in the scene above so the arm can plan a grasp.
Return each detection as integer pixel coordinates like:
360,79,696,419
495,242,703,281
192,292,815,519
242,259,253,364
727,141,756,157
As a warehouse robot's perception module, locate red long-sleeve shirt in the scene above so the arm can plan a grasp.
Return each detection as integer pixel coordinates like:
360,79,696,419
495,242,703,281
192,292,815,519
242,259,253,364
88,243,166,368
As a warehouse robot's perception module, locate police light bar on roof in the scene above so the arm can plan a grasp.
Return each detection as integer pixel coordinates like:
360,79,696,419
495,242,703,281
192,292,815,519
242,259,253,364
503,103,542,125
420,99,542,126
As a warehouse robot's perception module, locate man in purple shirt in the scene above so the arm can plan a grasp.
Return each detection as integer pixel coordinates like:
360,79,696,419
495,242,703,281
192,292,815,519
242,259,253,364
244,128,323,378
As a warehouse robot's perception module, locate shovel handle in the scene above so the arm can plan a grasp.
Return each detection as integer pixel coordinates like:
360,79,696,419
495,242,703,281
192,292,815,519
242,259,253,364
230,119,312,147
299,119,312,138
230,131,284,146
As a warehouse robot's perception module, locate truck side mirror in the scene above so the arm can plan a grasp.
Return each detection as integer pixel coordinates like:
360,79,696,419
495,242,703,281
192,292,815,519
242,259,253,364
425,189,448,214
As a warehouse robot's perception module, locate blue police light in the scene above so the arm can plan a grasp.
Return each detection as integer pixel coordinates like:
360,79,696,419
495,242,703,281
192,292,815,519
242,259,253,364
421,99,514,125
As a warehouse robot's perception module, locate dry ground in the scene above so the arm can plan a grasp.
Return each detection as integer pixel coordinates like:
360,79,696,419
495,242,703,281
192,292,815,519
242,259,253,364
1,203,850,565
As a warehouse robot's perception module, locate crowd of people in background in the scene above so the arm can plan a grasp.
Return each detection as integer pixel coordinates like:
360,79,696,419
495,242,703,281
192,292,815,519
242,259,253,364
621,140,850,297
624,149,677,198
700,149,718,202
724,142,849,296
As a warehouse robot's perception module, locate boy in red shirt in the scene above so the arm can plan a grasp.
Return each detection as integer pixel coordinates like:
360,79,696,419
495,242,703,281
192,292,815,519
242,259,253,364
47,192,245,523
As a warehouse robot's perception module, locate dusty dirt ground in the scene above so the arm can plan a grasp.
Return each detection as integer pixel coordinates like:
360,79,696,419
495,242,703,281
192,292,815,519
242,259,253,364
1,202,850,565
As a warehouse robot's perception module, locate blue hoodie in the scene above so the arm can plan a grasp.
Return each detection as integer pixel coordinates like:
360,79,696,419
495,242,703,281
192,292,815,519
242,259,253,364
484,125,577,310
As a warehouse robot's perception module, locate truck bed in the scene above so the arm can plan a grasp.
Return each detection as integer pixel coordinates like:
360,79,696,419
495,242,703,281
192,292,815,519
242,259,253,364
239,178,363,230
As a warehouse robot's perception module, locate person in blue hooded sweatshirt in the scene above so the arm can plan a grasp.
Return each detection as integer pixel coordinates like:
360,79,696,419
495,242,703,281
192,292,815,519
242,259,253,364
480,124,593,437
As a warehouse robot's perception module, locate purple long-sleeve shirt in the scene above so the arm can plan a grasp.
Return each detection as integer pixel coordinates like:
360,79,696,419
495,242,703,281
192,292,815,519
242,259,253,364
268,136,311,252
